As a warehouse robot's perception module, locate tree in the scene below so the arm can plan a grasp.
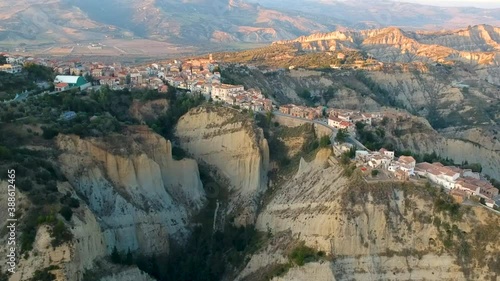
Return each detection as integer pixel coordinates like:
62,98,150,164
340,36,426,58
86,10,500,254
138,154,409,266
30,268,56,281
335,128,349,143
125,74,131,85
265,110,274,126
479,197,486,206
371,169,379,177
0,55,6,65
42,127,59,140
111,246,121,264
59,206,73,221
319,135,331,147
355,121,366,132
340,152,351,165
298,89,312,101
84,73,94,84
0,146,12,159
125,248,134,265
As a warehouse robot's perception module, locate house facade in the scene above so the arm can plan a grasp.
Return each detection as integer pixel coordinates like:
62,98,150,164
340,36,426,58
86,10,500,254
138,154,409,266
212,84,244,99
0,64,22,74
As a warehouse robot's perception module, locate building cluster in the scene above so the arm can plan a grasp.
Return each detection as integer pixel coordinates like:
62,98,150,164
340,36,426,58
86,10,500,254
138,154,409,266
1,52,275,112
356,148,498,208
278,105,382,128
0,53,27,74
279,105,323,120
356,148,415,180
212,84,273,112
327,108,380,130
54,75,91,92
415,162,498,207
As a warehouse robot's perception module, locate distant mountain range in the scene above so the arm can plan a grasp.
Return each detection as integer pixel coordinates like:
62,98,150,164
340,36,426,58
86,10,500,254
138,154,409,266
0,0,499,49
274,24,500,65
247,0,500,30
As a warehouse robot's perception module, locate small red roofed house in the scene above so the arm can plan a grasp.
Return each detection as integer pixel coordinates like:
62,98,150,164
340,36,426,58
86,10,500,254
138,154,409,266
399,156,416,168
55,83,69,92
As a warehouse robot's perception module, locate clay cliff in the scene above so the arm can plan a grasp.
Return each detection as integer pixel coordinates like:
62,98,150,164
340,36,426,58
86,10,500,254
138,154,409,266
15,126,204,281
237,149,500,281
56,126,206,255
175,106,270,225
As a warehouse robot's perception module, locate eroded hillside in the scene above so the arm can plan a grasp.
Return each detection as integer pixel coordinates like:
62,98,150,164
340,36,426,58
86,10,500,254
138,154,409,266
218,65,500,179
237,149,500,281
175,106,269,226
0,125,206,281
274,25,500,65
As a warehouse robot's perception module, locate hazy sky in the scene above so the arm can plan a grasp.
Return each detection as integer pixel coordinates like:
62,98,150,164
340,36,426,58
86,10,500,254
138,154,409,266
393,0,500,8
251,0,500,9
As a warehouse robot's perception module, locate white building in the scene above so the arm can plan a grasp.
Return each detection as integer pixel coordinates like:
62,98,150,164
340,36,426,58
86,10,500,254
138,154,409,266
379,148,395,160
0,64,22,74
211,84,244,100
415,162,460,190
328,117,351,130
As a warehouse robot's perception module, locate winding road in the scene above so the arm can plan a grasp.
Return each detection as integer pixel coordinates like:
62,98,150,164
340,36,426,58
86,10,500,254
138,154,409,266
272,110,368,150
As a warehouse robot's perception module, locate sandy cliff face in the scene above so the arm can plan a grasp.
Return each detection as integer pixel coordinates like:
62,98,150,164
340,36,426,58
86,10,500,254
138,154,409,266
56,126,206,256
237,149,500,281
1,126,206,281
0,182,128,281
175,106,269,225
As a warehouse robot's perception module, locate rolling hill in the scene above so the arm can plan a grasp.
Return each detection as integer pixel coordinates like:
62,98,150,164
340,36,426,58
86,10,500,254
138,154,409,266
0,0,500,51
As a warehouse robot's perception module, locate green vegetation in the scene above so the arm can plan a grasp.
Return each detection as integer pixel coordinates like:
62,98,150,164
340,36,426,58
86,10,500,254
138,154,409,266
265,263,293,280
24,63,55,82
355,121,393,151
371,169,379,177
265,243,327,280
171,146,188,160
148,92,205,137
215,45,367,69
319,135,331,147
59,206,73,221
29,266,58,281
297,88,318,106
288,243,322,266
1,85,201,139
0,64,54,100
479,197,486,205
322,86,337,102
135,216,265,281
0,270,8,281
335,128,349,143
110,246,134,265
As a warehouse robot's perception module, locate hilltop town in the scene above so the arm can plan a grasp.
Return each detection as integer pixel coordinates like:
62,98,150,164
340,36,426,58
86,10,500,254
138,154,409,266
1,51,499,212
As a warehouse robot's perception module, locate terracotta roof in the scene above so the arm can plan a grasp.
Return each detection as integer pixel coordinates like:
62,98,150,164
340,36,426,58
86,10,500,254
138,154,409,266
329,117,343,122
55,83,68,87
399,156,416,165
